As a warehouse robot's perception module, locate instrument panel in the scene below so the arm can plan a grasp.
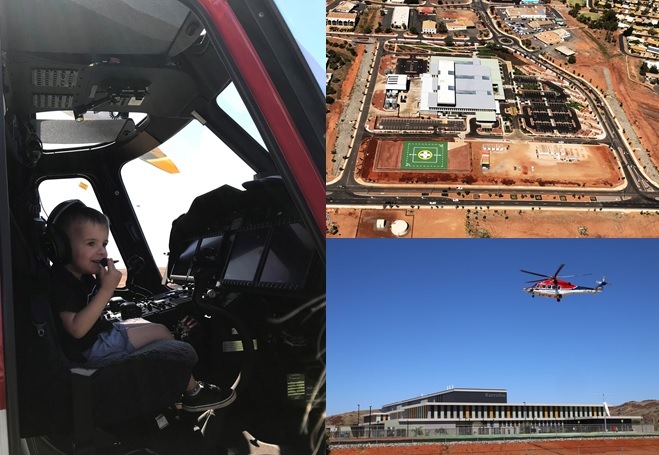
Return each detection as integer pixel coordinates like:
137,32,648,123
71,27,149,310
103,289,192,322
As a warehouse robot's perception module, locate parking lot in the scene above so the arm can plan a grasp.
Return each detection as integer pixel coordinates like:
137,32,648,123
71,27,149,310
514,76,580,135
376,117,466,134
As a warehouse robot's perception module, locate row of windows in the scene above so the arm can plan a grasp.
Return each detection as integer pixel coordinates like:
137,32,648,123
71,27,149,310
390,405,604,420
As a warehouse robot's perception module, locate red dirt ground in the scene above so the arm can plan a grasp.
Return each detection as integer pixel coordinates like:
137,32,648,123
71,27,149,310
331,437,659,455
553,3,659,171
325,208,659,238
359,138,620,188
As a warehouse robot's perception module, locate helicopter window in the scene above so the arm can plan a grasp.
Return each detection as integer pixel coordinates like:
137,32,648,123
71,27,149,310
38,177,126,286
121,119,253,275
216,83,265,149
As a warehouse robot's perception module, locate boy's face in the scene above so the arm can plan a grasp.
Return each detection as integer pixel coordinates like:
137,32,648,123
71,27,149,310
64,220,109,279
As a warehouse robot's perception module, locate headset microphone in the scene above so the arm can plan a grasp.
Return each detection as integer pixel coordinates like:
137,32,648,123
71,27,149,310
98,258,119,267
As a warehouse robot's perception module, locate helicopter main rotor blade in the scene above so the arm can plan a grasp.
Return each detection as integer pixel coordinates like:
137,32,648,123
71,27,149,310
520,269,550,278
553,264,566,278
557,273,591,279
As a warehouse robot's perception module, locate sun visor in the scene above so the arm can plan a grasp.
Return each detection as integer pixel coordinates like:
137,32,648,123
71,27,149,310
35,118,135,150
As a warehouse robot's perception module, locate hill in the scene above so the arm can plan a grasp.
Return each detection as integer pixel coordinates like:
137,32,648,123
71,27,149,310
610,400,659,423
327,409,381,426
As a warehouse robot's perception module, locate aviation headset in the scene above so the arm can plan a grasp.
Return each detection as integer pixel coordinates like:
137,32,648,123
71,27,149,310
45,199,87,265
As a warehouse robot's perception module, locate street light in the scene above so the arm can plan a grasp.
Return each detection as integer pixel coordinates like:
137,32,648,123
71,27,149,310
369,406,372,438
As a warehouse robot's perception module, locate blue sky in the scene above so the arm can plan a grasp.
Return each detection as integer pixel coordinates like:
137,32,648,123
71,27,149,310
274,0,325,87
327,239,659,416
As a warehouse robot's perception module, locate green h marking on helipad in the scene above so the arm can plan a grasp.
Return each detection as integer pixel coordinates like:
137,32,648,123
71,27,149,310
401,141,448,170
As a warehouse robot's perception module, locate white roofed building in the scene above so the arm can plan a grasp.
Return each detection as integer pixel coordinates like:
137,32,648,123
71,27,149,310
419,56,502,117
556,46,575,56
553,28,571,40
333,1,358,13
326,11,357,29
392,7,410,29
420,60,456,110
646,60,659,70
385,74,408,92
505,6,547,20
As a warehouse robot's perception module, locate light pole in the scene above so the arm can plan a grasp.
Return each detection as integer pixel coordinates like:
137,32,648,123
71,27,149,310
602,393,608,433
369,406,372,438
357,404,360,438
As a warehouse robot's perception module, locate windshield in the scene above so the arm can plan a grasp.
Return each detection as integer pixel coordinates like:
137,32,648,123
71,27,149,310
121,119,254,270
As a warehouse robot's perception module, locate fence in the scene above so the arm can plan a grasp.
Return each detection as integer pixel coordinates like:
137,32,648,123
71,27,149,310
330,424,656,442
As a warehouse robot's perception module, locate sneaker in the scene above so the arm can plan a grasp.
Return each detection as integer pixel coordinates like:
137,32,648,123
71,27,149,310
182,382,236,412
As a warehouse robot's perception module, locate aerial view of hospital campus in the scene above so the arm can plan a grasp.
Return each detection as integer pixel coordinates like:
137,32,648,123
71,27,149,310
325,0,659,237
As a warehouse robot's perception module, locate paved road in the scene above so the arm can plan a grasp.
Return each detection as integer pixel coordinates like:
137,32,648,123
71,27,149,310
601,67,659,185
329,40,377,177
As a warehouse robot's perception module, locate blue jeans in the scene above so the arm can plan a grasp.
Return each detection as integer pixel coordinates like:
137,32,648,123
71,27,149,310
84,322,135,365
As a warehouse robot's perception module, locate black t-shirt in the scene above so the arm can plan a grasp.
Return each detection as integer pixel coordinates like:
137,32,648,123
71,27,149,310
50,266,113,363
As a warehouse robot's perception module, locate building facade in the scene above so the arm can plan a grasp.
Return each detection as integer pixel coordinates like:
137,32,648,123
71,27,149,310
361,388,641,436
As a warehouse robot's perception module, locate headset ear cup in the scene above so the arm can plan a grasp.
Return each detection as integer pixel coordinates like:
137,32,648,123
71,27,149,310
45,199,85,265
45,224,71,265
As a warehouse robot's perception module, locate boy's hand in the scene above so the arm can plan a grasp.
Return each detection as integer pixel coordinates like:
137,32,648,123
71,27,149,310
97,257,122,290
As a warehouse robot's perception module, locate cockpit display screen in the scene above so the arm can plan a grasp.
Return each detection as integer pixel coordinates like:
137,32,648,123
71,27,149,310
260,223,315,285
223,228,268,282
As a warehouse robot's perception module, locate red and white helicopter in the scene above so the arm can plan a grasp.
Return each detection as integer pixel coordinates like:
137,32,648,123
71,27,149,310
521,264,608,302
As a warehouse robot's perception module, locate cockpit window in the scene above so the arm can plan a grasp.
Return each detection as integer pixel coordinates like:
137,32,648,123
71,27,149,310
215,83,265,149
121,119,254,272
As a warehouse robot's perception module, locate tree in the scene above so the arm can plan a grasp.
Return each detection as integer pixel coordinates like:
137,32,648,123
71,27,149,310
567,55,576,64
445,34,454,46
438,20,448,33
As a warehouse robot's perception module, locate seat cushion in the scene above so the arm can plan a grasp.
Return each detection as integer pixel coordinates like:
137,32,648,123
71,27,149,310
80,340,197,426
